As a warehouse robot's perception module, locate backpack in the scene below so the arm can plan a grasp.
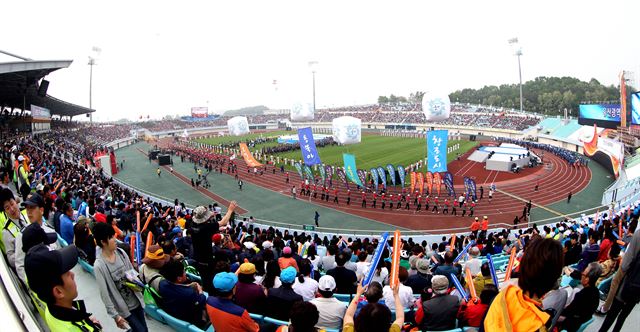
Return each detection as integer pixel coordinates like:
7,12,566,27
620,249,640,304
143,275,164,307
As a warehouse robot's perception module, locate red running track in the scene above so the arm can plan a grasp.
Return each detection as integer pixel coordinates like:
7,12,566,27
157,139,591,233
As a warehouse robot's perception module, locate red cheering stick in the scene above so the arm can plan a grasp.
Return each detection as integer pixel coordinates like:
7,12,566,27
450,234,456,250
141,213,153,232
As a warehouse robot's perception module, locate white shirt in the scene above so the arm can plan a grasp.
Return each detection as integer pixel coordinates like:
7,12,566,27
356,261,370,280
464,258,482,276
293,277,319,301
383,284,414,310
310,297,347,330
371,267,389,286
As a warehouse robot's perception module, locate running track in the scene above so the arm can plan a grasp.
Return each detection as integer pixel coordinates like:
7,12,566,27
155,139,591,233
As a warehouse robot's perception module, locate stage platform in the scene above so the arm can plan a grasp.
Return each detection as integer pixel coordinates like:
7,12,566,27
468,143,539,172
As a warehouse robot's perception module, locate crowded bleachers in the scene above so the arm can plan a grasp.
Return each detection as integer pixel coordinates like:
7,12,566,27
1,127,638,332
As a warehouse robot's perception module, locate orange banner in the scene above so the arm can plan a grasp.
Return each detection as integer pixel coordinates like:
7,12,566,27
504,247,517,282
410,172,416,193
239,143,263,167
390,230,402,288
465,267,477,301
417,172,424,195
433,172,442,196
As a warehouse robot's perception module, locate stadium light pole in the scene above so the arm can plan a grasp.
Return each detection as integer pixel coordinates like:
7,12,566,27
88,47,101,123
508,38,524,112
309,61,319,111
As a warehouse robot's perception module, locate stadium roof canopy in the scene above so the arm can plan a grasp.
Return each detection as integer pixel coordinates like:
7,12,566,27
0,60,94,117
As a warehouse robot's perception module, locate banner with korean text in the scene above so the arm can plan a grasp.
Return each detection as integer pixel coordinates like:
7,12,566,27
427,130,448,173
297,127,322,166
343,154,363,187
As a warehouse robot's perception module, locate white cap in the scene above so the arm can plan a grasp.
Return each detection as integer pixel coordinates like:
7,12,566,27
243,242,256,250
36,183,44,191
262,241,273,249
17,155,25,161
318,275,336,291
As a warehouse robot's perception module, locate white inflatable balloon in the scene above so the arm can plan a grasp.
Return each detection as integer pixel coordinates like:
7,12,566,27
290,102,315,121
422,92,451,121
227,116,250,136
332,116,361,145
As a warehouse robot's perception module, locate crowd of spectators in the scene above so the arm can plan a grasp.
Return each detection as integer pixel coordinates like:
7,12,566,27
498,137,590,166
0,125,638,332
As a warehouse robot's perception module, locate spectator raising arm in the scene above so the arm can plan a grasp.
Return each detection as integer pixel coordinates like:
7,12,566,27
218,201,238,228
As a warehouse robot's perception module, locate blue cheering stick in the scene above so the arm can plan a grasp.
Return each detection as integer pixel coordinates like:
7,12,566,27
362,232,389,287
486,254,499,287
453,241,476,263
450,273,469,301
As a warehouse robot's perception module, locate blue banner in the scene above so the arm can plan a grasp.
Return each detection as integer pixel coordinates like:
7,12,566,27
427,130,448,173
294,162,304,180
377,167,387,189
386,164,396,186
463,177,472,199
370,168,379,190
397,165,406,188
444,172,455,197
469,178,478,201
343,154,363,186
298,127,322,166
363,232,389,287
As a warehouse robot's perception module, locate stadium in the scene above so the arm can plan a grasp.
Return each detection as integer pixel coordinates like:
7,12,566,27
2,6,640,332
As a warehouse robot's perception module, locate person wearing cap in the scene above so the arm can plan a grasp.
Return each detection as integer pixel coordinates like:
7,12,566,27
25,244,103,331
139,244,171,292
278,246,300,271
191,201,238,294
405,258,433,295
0,187,30,267
480,216,489,237
93,222,148,332
15,154,31,200
235,261,267,314
266,266,304,321
15,193,59,284
470,217,480,235
310,275,346,329
206,271,260,332
158,258,208,328
417,275,459,331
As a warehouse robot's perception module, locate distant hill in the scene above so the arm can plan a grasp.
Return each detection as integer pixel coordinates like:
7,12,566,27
223,105,269,116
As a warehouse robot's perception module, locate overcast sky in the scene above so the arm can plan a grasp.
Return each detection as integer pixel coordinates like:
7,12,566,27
3,0,639,121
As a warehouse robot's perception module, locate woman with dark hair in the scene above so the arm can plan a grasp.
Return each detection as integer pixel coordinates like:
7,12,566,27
343,283,404,332
484,238,563,331
73,220,96,265
293,259,319,301
305,245,321,269
262,260,282,290
276,301,322,332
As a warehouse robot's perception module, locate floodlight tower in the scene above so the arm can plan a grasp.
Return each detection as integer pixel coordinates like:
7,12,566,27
88,46,101,123
508,38,524,112
309,61,319,111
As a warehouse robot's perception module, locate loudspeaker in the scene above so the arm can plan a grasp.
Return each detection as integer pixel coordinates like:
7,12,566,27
38,80,49,97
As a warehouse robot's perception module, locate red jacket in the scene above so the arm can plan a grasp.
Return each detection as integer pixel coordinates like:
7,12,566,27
457,301,489,327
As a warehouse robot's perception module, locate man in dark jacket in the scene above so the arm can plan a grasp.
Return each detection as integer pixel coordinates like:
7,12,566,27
327,252,357,294
558,262,602,332
266,267,303,320
564,233,582,266
420,275,459,331
434,251,461,286
405,259,432,294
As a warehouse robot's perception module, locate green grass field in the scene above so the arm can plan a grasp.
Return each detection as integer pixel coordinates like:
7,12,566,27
194,130,291,145
197,132,477,170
